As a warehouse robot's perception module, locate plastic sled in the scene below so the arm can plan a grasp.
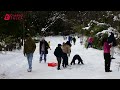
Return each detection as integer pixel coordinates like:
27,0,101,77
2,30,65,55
48,62,57,67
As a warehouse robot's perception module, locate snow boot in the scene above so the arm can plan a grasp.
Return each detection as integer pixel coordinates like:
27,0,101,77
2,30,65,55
27,69,32,72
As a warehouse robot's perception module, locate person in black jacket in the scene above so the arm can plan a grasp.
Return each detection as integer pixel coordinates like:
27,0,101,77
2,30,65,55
54,44,63,70
108,32,117,59
72,36,76,45
39,37,50,63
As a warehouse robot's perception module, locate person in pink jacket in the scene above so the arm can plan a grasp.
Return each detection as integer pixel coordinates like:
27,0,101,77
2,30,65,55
102,37,112,72
87,36,94,48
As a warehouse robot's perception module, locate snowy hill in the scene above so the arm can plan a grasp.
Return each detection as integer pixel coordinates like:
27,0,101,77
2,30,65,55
0,36,120,79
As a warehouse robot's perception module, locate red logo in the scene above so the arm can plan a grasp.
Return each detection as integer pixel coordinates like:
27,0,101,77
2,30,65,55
4,14,11,20
4,13,23,20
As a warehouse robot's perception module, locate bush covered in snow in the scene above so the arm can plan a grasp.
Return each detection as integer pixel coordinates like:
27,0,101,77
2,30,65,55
82,20,109,37
82,20,120,50
92,36,103,50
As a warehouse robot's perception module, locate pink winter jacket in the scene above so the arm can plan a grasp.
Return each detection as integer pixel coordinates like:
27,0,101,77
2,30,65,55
103,42,111,53
88,37,93,43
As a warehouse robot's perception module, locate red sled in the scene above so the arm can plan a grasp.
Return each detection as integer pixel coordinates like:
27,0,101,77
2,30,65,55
48,62,57,67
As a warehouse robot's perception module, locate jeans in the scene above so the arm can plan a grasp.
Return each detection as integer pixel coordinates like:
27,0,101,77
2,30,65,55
26,53,33,70
40,51,46,62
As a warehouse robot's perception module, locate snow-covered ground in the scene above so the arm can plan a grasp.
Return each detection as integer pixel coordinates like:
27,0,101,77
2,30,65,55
0,36,120,79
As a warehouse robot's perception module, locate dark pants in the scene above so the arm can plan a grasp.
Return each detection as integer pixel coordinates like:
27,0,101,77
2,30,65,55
62,53,68,67
87,42,92,48
56,57,62,69
104,53,111,72
71,55,84,65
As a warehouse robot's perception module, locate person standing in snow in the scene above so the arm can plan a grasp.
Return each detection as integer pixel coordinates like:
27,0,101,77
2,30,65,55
80,35,83,45
39,37,50,63
54,44,63,70
24,34,36,72
66,41,72,57
87,36,94,48
72,36,76,45
63,36,67,40
61,41,71,68
102,35,112,72
68,35,72,44
48,41,51,50
108,32,117,59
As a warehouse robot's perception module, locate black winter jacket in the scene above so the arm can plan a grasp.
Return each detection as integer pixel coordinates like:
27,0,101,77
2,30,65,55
54,46,63,58
108,33,117,46
39,40,49,54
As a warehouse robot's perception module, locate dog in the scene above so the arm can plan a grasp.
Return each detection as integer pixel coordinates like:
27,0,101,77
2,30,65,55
70,54,84,65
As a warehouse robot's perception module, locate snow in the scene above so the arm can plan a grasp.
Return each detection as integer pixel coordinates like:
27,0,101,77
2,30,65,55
83,20,110,30
0,36,120,79
90,20,110,26
113,16,119,21
113,15,120,21
82,26,90,30
96,27,117,36
119,14,120,18
97,23,110,26
90,20,99,24
41,28,46,31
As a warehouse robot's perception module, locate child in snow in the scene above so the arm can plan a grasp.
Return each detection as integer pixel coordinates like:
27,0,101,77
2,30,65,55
54,44,63,70
72,37,76,45
87,36,94,48
48,41,51,50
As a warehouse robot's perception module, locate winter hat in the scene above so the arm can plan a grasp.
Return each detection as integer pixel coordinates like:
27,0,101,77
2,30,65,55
58,44,61,47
